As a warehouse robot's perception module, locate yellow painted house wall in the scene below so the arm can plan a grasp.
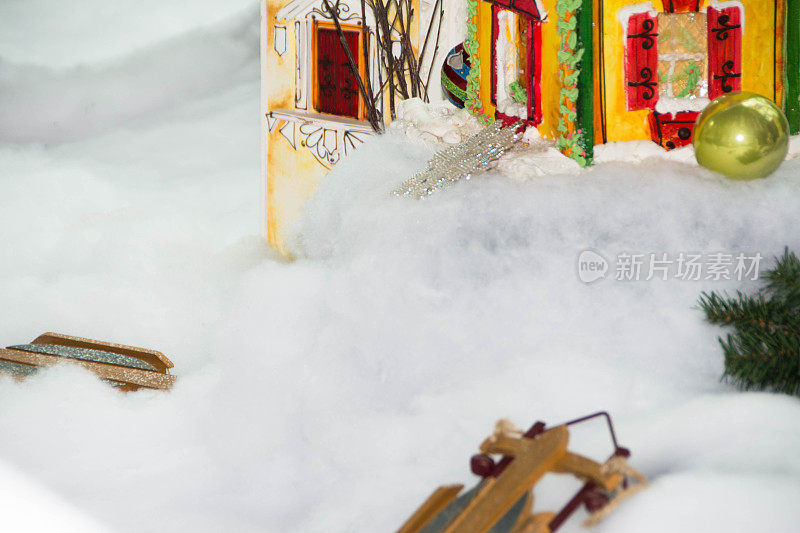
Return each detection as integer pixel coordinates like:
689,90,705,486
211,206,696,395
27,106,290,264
265,1,327,255
266,128,329,253
263,0,424,255
596,0,658,142
598,0,787,142
538,0,563,139
477,1,496,118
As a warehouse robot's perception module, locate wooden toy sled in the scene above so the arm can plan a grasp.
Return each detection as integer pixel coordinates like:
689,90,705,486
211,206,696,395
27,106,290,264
0,332,175,391
398,412,646,533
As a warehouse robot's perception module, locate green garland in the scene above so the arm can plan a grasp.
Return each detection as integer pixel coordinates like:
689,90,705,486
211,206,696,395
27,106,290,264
509,81,528,104
659,60,702,98
465,0,492,124
554,0,587,166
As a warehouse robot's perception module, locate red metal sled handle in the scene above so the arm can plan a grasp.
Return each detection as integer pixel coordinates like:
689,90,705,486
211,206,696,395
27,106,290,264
549,411,630,532
561,411,630,459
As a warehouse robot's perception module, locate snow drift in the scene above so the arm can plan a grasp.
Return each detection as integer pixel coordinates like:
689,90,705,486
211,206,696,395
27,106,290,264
2,1,800,532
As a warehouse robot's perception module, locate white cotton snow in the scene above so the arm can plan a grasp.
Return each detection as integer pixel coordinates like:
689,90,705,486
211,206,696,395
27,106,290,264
2,3,800,533
496,137,583,179
0,0,256,68
393,97,482,144
290,128,800,532
0,458,109,532
0,6,259,143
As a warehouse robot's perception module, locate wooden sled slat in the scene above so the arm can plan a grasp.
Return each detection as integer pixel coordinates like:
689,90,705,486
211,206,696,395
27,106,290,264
397,414,643,533
31,332,173,373
0,348,175,390
397,485,464,533
443,426,569,533
0,333,176,392
0,348,175,391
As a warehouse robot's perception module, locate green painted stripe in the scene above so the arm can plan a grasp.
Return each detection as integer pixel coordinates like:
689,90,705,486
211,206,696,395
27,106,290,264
576,0,595,164
442,75,468,101
787,0,800,134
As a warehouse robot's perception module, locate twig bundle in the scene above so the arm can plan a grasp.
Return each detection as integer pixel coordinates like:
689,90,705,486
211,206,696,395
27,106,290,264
323,0,444,132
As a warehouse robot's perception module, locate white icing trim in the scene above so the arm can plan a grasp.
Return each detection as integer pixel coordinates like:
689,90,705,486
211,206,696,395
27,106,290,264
533,0,547,19
617,2,658,32
655,95,710,116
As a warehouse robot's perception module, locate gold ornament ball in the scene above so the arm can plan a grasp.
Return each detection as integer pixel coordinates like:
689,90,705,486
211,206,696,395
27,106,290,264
693,91,789,180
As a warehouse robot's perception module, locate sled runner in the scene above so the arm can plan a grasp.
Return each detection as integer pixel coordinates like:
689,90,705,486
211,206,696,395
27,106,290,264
0,332,175,391
397,412,646,533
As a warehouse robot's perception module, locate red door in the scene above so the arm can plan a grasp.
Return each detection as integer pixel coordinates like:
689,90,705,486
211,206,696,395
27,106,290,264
316,28,360,118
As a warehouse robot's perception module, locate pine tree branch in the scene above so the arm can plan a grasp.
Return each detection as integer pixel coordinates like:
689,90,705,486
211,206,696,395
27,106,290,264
765,247,800,297
699,247,800,398
700,291,800,337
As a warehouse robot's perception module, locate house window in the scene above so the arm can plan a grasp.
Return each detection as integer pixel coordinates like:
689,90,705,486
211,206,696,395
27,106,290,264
490,5,542,123
623,3,742,111
314,23,362,119
657,12,707,99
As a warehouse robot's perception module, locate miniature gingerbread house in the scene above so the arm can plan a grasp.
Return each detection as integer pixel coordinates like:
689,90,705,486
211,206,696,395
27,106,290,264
262,0,800,253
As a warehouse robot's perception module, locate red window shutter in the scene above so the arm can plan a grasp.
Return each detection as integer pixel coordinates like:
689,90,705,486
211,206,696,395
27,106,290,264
317,28,338,115
707,5,742,99
625,12,658,111
529,19,542,124
316,28,360,118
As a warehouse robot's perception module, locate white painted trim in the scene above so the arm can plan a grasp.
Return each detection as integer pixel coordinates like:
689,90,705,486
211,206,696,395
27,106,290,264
657,53,705,62
274,24,288,56
267,109,373,166
269,109,373,131
276,0,369,25
296,20,308,109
